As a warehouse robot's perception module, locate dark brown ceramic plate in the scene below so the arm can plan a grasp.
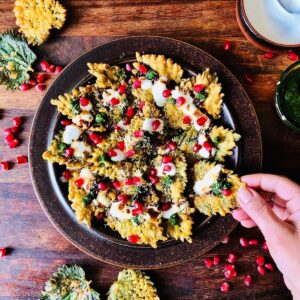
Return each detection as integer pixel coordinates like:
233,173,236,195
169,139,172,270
29,36,262,269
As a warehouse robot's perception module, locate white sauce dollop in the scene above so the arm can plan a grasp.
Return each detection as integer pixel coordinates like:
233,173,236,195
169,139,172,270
157,163,177,177
72,112,93,126
102,89,120,104
96,191,111,207
80,168,94,192
117,120,129,130
109,202,132,220
110,149,126,162
63,124,82,144
70,141,91,158
162,202,188,219
142,118,164,132
152,79,167,107
80,102,93,112
141,79,153,90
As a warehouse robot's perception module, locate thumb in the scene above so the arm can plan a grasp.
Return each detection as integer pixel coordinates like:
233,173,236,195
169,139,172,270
237,187,288,239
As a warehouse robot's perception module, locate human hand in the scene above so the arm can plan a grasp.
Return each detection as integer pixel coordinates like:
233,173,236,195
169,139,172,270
232,174,300,299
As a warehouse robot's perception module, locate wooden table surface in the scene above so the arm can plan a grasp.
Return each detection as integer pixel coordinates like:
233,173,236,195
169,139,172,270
0,0,299,299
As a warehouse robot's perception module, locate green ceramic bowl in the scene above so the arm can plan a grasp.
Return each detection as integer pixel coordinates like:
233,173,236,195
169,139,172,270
275,61,300,133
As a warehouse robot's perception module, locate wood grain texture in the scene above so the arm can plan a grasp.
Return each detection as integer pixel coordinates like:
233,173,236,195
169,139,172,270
0,0,297,298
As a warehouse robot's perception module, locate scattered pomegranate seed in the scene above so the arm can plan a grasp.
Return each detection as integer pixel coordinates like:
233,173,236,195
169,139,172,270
118,84,127,95
133,176,141,185
80,97,90,106
128,235,140,243
96,212,103,220
123,118,130,126
256,256,265,267
0,248,7,258
89,132,103,144
227,253,237,263
0,162,9,171
162,89,172,98
148,168,157,177
265,263,274,271
152,120,161,131
125,149,135,157
65,147,74,158
176,96,186,106
98,182,107,191
4,133,15,143
197,115,207,126
75,178,84,188
203,140,212,151
125,178,134,185
163,164,172,172
35,84,44,92
28,79,36,86
47,64,55,73
257,266,266,276
117,141,125,151
16,156,28,164
37,73,45,83
193,143,202,153
8,139,19,148
133,79,141,89
183,115,191,125
19,83,29,91
194,84,205,93
244,275,252,286
40,60,49,71
126,107,135,118
149,175,159,185
161,202,171,211
62,170,71,180
222,236,230,244
162,156,172,164
262,241,269,251
249,239,259,246
222,189,232,196
4,127,18,135
113,180,122,189
139,65,148,74
224,264,235,272
224,40,231,51
220,282,230,294
288,50,299,61
245,74,254,85
114,125,122,131
239,237,249,247
125,63,133,72
167,141,177,151
134,130,144,138
224,269,237,279
213,255,221,265
61,119,72,126
54,65,63,74
204,257,213,268
132,201,144,215
118,193,129,204
107,149,117,157
110,98,120,106
264,52,275,59
139,101,145,110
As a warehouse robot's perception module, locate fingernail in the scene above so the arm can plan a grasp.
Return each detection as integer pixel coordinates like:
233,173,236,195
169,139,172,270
238,187,254,204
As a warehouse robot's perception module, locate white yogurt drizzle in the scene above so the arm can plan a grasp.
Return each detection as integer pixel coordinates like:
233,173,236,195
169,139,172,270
157,162,177,177
102,89,120,104
151,77,168,107
63,124,82,144
70,141,91,158
142,118,164,132
80,102,93,112
117,120,129,130
161,202,188,219
96,191,111,207
141,79,153,90
109,202,132,220
110,149,126,162
196,134,216,159
72,112,93,127
79,168,94,192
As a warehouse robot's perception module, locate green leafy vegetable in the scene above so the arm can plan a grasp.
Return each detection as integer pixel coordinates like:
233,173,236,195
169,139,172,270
71,100,81,115
211,179,232,196
161,175,174,187
145,69,157,80
195,91,207,101
166,97,176,105
212,136,220,145
58,143,67,153
95,112,108,124
169,213,180,226
0,30,36,90
40,265,100,300
131,216,141,225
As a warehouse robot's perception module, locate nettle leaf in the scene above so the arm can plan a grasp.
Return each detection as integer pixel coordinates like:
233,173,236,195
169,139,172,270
0,30,36,90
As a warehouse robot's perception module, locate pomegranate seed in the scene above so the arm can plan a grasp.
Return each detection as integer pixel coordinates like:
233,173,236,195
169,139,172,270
54,65,63,74
220,282,230,294
125,63,133,72
96,212,103,220
264,52,275,59
0,162,9,171
8,139,19,148
65,147,74,158
28,79,36,86
75,178,84,188
128,235,139,243
133,176,141,185
197,116,207,126
118,194,129,204
239,237,249,247
256,256,265,266
224,269,236,279
149,168,157,176
183,115,191,125
167,141,177,151
265,263,274,271
117,141,125,151
152,120,161,131
114,125,122,131
162,156,172,163
134,130,144,138
98,182,107,191
204,258,213,268
61,119,72,126
249,239,259,246
132,201,144,215
3,128,13,136
125,149,135,157
37,73,45,83
123,118,130,125
118,84,126,94
40,60,49,71
0,248,7,258
11,127,19,134
227,253,237,263
107,149,117,157
163,164,172,172
113,180,122,189
213,255,221,265
126,107,135,118
47,65,55,73
161,202,171,211
162,89,172,98
245,74,254,85
16,156,28,164
224,40,231,51
35,84,44,92
89,132,103,144
192,143,202,153
110,97,120,106
176,96,186,106
224,264,235,272
149,175,159,184
257,266,266,276
262,241,269,251
133,79,141,89
139,101,145,110
288,51,299,61
203,141,212,151
222,189,232,196
4,133,15,143
139,64,147,74
62,170,71,180
80,97,90,106
194,84,205,93
19,83,29,91
222,236,230,244
244,275,252,286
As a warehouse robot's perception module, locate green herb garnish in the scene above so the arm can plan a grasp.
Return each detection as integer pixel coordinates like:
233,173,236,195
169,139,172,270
212,136,220,145
58,143,67,152
166,97,176,105
71,100,81,115
131,216,141,225
95,112,108,124
162,175,174,187
145,69,157,80
169,213,180,226
196,91,208,101
211,179,232,196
